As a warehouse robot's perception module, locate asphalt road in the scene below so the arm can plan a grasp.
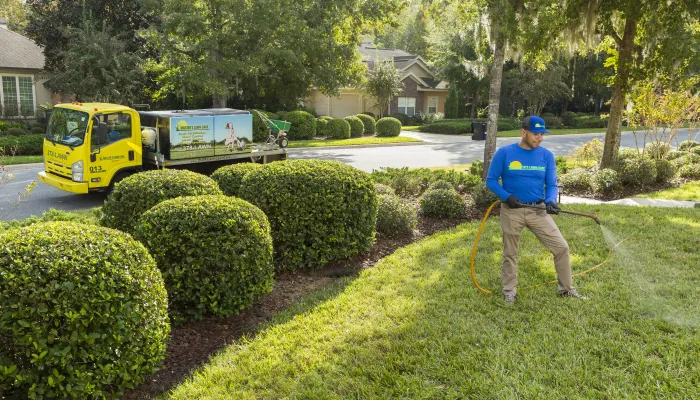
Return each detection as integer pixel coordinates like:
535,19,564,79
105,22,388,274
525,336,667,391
1,129,694,221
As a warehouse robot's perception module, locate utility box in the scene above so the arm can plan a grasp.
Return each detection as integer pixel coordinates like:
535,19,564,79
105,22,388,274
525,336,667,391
471,121,487,140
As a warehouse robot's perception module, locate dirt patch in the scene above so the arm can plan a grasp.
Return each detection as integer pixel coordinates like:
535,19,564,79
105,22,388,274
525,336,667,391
121,211,483,399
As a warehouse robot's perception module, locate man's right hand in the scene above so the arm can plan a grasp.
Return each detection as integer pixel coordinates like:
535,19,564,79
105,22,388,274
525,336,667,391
506,195,522,208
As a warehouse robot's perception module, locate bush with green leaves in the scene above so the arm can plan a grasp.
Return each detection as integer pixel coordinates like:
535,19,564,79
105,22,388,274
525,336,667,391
344,116,364,138
644,141,671,159
391,113,409,125
4,127,29,136
355,114,376,134
376,117,402,137
560,168,594,191
692,147,700,156
654,159,676,183
542,115,563,129
472,182,499,210
618,148,640,160
419,121,470,134
211,162,264,196
0,134,44,155
678,163,700,179
134,196,273,322
239,160,377,271
375,183,396,195
316,118,330,137
591,168,621,194
100,169,222,233
469,160,484,178
326,118,351,139
666,150,689,160
419,188,468,218
0,222,169,399
678,140,698,151
251,110,273,142
428,179,454,191
0,208,100,233
670,153,700,167
562,111,577,127
285,110,316,140
371,167,481,197
555,156,569,175
570,115,607,128
614,156,657,187
376,193,417,237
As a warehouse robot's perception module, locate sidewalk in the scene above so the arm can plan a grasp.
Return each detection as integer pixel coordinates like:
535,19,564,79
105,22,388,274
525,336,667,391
560,194,699,208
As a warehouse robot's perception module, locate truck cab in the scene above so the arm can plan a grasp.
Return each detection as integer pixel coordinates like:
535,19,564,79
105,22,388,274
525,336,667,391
38,103,143,194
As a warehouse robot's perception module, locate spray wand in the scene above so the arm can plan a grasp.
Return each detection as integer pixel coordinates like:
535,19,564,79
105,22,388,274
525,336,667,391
518,203,601,225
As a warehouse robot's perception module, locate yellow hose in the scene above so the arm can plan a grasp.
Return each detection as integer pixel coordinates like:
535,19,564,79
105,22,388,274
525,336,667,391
469,200,628,294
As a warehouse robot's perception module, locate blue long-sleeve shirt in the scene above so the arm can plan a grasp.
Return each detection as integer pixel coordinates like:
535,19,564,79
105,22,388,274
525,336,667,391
485,143,558,203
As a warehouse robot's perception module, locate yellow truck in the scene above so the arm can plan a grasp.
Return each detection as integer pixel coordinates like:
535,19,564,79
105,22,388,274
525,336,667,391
39,103,288,194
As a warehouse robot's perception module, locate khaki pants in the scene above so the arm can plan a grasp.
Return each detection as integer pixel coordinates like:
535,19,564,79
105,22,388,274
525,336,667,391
500,204,573,296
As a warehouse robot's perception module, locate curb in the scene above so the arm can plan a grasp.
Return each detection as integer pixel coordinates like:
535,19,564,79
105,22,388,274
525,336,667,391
287,141,426,151
4,162,44,171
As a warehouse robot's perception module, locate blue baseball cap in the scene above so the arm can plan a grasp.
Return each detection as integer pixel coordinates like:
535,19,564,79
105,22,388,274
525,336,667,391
522,116,550,134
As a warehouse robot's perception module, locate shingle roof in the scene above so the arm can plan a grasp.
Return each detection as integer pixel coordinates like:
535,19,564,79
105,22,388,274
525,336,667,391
0,28,45,70
358,45,414,63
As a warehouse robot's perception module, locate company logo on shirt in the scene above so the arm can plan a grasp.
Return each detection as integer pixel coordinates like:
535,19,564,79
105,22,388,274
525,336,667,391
508,160,545,171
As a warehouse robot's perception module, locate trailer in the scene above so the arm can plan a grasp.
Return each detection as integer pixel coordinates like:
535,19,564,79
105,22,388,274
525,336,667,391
38,103,288,194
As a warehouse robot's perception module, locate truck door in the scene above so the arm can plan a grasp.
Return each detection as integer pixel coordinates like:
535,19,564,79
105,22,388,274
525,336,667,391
88,112,142,189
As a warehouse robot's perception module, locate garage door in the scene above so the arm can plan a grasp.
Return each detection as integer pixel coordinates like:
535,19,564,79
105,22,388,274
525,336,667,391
331,94,361,118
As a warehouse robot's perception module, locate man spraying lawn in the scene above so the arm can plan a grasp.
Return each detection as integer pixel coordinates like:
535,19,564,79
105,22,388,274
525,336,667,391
486,116,586,304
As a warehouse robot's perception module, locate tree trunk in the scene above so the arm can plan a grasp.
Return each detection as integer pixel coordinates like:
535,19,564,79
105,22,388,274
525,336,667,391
482,32,506,180
600,18,637,169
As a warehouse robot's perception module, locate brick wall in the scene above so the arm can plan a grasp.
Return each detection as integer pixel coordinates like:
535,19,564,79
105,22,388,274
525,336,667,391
389,78,423,116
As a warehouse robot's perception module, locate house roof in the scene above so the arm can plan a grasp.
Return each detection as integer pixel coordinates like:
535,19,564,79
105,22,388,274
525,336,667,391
0,27,45,70
359,41,447,90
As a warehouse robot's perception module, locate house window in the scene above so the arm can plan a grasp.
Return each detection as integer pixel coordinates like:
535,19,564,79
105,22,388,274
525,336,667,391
428,97,438,114
0,75,35,117
397,97,416,116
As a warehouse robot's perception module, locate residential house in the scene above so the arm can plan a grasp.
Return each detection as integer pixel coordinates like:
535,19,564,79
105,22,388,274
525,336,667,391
0,18,53,117
305,40,449,118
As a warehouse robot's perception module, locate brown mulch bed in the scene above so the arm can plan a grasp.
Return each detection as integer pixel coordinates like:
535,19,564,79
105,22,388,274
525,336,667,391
122,210,484,399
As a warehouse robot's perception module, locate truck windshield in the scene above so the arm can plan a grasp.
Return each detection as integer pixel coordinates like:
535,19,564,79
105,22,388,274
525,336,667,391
46,108,90,147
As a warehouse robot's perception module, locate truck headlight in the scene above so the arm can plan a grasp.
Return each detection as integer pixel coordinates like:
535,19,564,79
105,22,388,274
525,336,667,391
71,160,84,182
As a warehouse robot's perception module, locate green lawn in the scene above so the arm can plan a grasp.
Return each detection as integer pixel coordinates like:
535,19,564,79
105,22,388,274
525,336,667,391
288,136,421,148
167,204,700,399
636,181,700,201
0,155,44,165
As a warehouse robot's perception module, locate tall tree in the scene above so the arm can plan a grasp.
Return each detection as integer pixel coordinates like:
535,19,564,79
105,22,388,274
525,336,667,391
0,0,28,33
364,58,403,117
144,0,403,109
556,0,700,168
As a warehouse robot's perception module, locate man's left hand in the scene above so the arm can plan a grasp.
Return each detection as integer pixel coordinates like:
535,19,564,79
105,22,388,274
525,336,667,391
546,201,561,215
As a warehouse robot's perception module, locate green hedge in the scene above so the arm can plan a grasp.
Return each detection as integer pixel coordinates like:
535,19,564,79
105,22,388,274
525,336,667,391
678,163,700,179
613,156,657,187
251,110,272,142
418,118,519,134
419,188,469,218
0,134,44,155
285,110,316,140
0,222,169,398
370,167,482,197
356,114,376,134
211,162,264,196
345,116,364,138
391,113,409,125
135,196,274,322
316,118,330,137
570,115,607,128
327,118,351,139
239,160,377,271
376,193,417,237
100,169,222,233
376,117,402,137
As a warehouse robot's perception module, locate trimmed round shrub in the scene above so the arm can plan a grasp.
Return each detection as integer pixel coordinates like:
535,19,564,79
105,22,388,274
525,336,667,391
670,153,700,167
472,182,499,210
316,118,330,137
327,118,351,139
375,183,396,195
562,111,577,127
419,188,468,218
376,193,417,237
361,111,376,119
591,168,621,194
654,158,676,183
391,113,409,125
100,169,222,233
618,148,640,160
239,160,377,271
285,110,316,140
614,157,657,187
0,222,169,398
561,168,594,191
428,179,454,191
5,127,28,136
356,114,376,134
135,196,273,322
644,142,671,159
30,126,45,134
678,163,700,179
542,115,563,129
318,115,333,121
666,150,689,160
679,140,699,151
344,116,364,138
211,162,264,196
376,117,402,137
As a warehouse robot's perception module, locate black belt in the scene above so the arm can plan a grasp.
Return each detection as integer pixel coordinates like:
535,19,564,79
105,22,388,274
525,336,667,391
521,200,544,206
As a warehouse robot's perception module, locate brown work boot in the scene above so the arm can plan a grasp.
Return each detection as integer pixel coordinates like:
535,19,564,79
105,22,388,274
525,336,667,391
504,294,517,304
558,288,587,300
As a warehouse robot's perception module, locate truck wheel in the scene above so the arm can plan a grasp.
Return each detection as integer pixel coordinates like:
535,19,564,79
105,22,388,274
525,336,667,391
278,137,289,148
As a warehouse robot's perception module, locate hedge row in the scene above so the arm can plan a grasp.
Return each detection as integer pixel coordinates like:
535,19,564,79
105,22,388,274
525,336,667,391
0,134,44,155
